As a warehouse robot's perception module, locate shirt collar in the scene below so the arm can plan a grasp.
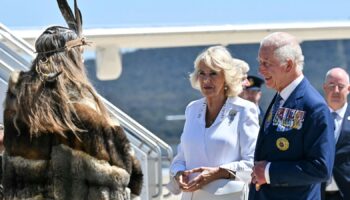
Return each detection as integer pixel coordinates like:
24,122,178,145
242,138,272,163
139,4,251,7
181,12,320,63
330,102,348,119
279,75,304,101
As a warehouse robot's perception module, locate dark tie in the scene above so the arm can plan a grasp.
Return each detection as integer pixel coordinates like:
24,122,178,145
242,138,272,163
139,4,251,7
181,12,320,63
264,93,282,131
331,112,338,120
331,112,338,132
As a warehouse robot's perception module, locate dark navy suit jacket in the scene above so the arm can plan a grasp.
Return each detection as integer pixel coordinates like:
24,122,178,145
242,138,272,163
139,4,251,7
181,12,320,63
249,78,335,200
333,104,350,199
258,106,265,126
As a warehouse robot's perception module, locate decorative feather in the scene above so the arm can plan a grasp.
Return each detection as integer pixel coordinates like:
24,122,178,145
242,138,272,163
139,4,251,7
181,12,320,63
74,0,83,36
56,0,83,36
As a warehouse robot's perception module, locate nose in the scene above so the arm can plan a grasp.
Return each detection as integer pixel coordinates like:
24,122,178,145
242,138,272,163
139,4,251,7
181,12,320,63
334,86,340,93
242,79,250,87
202,75,210,83
258,65,266,76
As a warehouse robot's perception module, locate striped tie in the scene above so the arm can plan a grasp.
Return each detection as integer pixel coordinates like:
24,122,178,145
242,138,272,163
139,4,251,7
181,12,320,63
264,94,282,131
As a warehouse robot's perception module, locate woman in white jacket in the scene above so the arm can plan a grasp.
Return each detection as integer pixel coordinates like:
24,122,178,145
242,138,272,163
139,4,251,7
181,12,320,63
169,46,259,200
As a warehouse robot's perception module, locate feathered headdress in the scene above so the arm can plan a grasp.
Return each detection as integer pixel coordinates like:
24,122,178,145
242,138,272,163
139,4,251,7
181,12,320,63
57,0,83,37
35,0,91,82
56,0,91,51
35,0,90,55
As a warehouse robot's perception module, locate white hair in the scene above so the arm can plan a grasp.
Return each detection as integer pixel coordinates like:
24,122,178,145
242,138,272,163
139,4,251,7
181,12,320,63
190,46,243,97
261,32,304,71
233,58,250,76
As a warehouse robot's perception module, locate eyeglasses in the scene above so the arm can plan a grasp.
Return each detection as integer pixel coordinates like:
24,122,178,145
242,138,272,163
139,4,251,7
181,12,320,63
326,83,347,91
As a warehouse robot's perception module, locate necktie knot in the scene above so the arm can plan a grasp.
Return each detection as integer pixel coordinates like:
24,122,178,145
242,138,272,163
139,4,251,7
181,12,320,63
331,112,338,120
264,93,282,131
273,94,282,112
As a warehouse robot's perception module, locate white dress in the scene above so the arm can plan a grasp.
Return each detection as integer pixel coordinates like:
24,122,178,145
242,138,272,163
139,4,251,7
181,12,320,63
169,97,259,200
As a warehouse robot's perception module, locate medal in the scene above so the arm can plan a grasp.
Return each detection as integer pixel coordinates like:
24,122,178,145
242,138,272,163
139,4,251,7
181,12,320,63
276,137,289,151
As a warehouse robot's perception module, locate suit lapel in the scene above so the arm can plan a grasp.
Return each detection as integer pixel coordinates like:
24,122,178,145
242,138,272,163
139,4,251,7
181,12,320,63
337,104,350,147
255,94,276,153
281,78,307,109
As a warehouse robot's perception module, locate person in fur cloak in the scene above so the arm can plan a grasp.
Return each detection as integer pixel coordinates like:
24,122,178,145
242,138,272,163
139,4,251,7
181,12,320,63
2,0,143,199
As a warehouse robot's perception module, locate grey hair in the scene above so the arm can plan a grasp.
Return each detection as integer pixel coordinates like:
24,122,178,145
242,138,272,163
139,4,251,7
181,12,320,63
261,32,304,71
189,45,242,97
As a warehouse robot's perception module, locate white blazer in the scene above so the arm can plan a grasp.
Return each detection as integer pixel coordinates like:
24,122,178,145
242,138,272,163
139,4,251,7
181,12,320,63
169,96,259,199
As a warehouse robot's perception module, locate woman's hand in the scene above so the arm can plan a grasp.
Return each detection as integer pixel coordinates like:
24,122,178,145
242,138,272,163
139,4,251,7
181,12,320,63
175,171,190,190
181,167,230,192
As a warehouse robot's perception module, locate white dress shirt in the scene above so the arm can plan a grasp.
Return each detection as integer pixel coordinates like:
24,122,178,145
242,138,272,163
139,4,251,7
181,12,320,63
330,103,347,142
170,96,259,184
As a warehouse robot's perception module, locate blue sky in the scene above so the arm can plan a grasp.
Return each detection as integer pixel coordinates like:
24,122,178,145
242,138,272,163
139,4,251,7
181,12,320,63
1,0,350,29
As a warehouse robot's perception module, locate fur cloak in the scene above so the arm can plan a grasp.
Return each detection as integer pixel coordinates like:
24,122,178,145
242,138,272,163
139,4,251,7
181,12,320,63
2,72,143,200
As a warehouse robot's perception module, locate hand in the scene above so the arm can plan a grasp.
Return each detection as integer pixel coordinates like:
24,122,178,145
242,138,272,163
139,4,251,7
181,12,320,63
181,167,223,192
175,171,190,190
251,161,268,191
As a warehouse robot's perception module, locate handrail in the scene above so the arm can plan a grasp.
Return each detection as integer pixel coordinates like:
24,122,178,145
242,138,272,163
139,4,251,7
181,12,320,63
0,43,30,71
0,23,35,55
103,99,165,198
0,59,14,81
104,99,174,162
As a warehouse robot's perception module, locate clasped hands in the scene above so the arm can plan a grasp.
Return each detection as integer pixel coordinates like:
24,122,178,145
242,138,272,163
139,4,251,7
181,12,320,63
251,161,268,191
175,167,226,192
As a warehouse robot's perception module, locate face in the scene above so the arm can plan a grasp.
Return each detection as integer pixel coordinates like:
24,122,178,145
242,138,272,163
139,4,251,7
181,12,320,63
258,46,288,92
241,74,250,88
241,89,262,104
197,63,226,99
323,70,350,110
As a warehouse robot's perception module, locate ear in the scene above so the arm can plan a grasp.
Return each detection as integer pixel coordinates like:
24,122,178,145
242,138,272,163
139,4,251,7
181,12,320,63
323,83,327,92
285,59,294,73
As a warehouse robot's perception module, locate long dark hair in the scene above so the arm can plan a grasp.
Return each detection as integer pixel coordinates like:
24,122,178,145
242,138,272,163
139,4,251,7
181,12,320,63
13,26,110,137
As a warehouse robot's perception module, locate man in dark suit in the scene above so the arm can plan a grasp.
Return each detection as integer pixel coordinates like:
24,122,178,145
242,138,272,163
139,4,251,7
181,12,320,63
241,75,265,124
322,67,350,200
249,32,335,200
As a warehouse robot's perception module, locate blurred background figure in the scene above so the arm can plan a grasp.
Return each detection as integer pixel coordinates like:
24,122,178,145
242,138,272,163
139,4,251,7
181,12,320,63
322,67,350,200
233,58,250,88
241,75,265,124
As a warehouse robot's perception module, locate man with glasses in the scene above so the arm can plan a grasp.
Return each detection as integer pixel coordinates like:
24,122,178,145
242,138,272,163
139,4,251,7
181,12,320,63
322,67,350,200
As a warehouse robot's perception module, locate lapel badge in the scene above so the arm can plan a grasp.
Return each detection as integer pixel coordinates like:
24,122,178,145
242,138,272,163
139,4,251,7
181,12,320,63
276,137,289,151
228,109,237,123
266,111,272,123
347,116,350,121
